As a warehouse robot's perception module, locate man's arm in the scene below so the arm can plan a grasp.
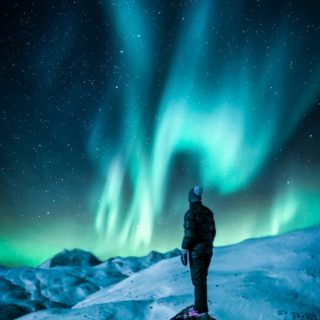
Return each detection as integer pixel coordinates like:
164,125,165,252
211,216,216,242
181,209,196,250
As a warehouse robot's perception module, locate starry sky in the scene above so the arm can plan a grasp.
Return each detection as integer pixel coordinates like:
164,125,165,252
1,0,320,267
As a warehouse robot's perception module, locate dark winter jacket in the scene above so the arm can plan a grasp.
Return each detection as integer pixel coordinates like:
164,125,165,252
181,201,216,251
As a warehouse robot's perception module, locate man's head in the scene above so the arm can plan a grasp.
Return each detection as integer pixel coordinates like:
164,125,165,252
188,186,203,203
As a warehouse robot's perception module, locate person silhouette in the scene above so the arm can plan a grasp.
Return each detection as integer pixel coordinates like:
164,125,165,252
180,186,216,319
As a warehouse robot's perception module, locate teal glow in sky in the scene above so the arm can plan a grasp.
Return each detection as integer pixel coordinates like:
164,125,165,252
0,0,320,266
89,1,320,257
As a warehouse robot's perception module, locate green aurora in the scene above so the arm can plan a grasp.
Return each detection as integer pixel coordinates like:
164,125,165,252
0,0,320,267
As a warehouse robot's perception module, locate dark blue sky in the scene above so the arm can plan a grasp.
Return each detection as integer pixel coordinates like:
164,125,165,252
0,0,320,267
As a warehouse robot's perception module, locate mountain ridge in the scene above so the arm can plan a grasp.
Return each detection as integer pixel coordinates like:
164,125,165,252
0,228,318,319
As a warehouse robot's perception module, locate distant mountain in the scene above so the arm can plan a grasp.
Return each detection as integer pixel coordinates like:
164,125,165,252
39,248,103,268
0,247,180,319
1,229,319,320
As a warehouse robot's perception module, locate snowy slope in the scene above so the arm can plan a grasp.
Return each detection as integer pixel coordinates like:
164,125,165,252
8,228,320,319
0,248,179,319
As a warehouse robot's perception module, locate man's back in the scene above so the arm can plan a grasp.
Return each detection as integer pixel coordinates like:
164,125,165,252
181,201,216,251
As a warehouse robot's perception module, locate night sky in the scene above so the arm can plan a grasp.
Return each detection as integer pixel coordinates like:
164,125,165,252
1,0,320,267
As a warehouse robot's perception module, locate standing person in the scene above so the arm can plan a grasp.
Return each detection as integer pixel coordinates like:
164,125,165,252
180,186,216,319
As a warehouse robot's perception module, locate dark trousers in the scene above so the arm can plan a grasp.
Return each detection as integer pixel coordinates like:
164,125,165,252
189,246,212,313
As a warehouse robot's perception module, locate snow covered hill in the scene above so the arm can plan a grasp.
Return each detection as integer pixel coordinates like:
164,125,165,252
0,248,179,319
1,228,319,320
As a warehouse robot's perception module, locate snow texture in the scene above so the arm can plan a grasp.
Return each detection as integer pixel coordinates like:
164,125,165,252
0,229,319,320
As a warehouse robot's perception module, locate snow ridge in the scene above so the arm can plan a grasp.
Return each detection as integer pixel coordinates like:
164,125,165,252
0,229,319,320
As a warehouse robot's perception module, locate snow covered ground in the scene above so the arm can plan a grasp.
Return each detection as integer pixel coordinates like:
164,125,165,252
1,228,319,319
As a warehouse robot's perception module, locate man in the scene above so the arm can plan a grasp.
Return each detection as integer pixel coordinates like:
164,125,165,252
181,186,216,319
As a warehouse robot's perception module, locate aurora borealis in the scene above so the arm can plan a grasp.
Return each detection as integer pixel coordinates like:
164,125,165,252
1,0,320,267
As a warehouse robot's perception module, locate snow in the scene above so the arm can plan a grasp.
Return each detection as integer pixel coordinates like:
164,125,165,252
1,228,319,319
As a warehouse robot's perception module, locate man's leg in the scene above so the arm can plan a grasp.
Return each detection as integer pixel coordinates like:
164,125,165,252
190,251,212,313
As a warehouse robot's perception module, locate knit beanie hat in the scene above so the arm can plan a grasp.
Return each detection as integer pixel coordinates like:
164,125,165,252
188,186,203,202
